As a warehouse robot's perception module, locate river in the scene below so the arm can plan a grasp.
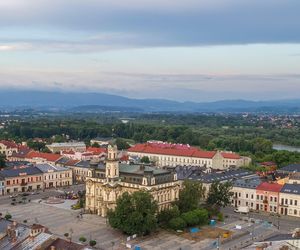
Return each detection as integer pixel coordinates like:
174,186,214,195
273,144,300,152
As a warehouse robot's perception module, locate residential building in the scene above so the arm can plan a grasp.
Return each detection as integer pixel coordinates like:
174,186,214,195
85,145,180,217
61,147,106,161
278,164,300,174
255,182,283,213
0,140,18,157
46,142,86,153
0,166,43,194
90,137,113,146
25,151,63,164
231,178,261,210
279,183,300,217
35,163,73,189
288,172,300,184
128,141,251,169
175,165,256,197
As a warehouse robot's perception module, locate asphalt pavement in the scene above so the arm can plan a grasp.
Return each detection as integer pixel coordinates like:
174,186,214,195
0,184,85,205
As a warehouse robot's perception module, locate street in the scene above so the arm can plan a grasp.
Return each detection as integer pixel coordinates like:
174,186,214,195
0,184,85,205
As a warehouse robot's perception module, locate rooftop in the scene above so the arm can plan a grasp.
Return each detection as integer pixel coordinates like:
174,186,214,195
0,166,42,178
35,163,69,173
26,151,62,162
279,163,300,173
233,177,262,189
280,183,300,195
47,142,86,147
128,141,240,159
119,164,170,176
256,182,283,192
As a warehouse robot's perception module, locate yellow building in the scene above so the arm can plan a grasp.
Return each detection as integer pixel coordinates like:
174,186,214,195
85,145,180,217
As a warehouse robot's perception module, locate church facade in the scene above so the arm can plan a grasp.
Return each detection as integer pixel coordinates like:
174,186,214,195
85,145,180,217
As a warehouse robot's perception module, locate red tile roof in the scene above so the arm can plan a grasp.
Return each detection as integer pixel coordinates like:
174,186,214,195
256,182,283,192
128,142,240,159
0,140,18,149
65,159,80,166
86,147,107,155
26,151,62,162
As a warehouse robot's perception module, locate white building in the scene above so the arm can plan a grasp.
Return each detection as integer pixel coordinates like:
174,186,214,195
35,163,73,189
46,142,86,153
128,141,251,169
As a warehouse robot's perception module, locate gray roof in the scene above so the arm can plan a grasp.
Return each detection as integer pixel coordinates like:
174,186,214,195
119,164,170,176
280,183,300,195
75,160,92,169
55,157,71,165
35,163,69,173
233,178,262,189
279,164,300,173
175,166,255,183
47,142,86,147
0,166,43,178
263,233,295,242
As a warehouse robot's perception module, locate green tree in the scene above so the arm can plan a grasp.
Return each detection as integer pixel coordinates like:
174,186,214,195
140,156,150,164
79,236,87,243
176,180,205,213
0,153,6,168
108,191,158,235
4,213,12,220
181,211,199,226
168,217,186,231
89,240,97,247
91,142,100,148
206,181,233,210
157,205,180,226
115,138,130,150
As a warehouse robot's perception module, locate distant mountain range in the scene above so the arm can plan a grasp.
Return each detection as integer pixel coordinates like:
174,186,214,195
1,90,300,113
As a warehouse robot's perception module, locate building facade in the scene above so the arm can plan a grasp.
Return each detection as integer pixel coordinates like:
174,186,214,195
0,166,43,194
279,184,300,217
85,145,180,217
36,164,73,189
128,141,251,169
46,142,86,153
0,140,18,157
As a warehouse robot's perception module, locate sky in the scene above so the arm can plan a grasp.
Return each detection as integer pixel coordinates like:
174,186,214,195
0,0,300,102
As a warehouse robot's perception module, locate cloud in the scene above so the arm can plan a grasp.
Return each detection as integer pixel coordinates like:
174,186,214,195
0,0,300,52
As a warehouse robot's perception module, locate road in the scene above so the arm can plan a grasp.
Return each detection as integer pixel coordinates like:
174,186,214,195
0,184,85,205
222,206,300,233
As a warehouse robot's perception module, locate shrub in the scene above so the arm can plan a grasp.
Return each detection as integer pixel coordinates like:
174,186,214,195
79,236,87,243
157,205,180,226
89,240,97,247
217,212,224,222
168,217,186,231
181,211,199,227
194,208,209,225
64,233,69,238
4,213,12,220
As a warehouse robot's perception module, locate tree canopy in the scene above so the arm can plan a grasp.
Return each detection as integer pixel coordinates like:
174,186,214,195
176,180,205,213
206,181,233,209
108,191,158,235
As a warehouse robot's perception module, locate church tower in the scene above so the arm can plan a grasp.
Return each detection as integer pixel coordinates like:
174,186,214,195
105,144,119,180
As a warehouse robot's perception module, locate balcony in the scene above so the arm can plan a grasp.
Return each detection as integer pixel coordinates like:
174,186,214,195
263,199,268,204
20,182,27,186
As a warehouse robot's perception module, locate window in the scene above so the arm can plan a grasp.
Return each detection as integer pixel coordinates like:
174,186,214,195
290,199,293,205
246,194,248,198
239,193,241,197
251,194,254,199
294,210,297,215
257,195,259,200
261,195,263,200
270,196,273,202
281,198,284,205
274,197,277,202
274,207,277,212
285,199,288,205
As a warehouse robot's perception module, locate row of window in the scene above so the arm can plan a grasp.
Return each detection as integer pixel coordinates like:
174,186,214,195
7,176,42,185
281,198,298,206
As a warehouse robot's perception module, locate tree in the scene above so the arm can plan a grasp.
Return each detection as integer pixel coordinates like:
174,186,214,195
181,211,199,226
108,191,158,235
176,180,205,213
0,153,6,168
115,138,130,150
157,205,180,226
79,236,87,243
89,240,97,247
140,156,150,164
206,181,233,210
91,142,100,148
168,217,186,231
4,213,12,220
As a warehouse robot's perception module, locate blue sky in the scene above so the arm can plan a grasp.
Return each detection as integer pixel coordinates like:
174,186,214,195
0,0,300,102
